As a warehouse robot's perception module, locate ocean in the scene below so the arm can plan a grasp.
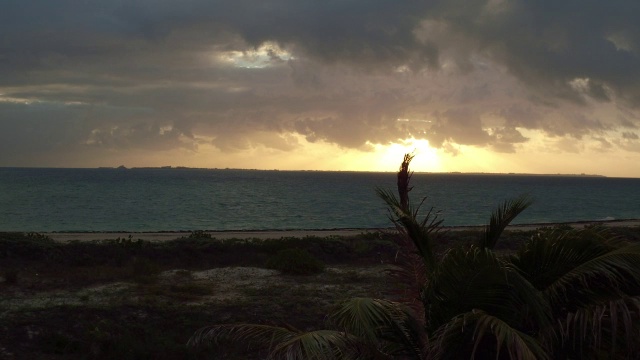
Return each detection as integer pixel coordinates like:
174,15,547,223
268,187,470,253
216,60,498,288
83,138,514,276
0,167,639,232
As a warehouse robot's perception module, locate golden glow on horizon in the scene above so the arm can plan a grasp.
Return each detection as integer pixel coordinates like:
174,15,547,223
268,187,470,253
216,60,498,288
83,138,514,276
79,130,640,178
371,139,442,172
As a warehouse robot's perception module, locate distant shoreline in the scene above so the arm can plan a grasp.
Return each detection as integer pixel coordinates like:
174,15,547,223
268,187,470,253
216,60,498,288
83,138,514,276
0,166,612,178
41,218,640,242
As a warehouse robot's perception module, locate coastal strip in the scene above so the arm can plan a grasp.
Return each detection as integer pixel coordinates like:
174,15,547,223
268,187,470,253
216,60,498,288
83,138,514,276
43,219,640,242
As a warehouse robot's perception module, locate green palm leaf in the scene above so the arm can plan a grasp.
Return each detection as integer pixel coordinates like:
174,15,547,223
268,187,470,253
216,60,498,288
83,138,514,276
513,228,640,308
189,324,363,360
512,227,623,291
512,227,640,355
432,309,549,360
553,296,640,356
479,194,533,249
329,297,425,358
188,323,296,350
425,246,550,332
385,249,428,317
376,187,442,274
269,330,364,360
544,243,640,310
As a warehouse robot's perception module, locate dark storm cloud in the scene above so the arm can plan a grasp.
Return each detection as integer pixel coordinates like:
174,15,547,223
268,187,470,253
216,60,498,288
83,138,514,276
0,0,434,76
422,0,640,105
1,0,640,165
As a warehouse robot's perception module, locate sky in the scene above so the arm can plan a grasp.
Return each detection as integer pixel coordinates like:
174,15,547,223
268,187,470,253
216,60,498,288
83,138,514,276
1,1,640,177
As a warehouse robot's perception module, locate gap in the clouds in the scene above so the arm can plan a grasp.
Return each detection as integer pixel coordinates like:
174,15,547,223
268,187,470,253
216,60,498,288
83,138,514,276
216,42,294,69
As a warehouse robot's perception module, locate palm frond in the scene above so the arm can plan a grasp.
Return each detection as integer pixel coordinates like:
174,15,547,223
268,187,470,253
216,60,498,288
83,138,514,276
512,227,620,290
380,194,440,316
376,187,407,221
541,242,640,309
386,249,428,317
479,194,533,249
189,324,370,360
431,309,549,360
397,153,415,210
328,297,425,358
269,330,364,360
376,187,441,274
425,246,550,332
471,310,549,360
550,296,640,357
510,226,640,356
188,323,297,351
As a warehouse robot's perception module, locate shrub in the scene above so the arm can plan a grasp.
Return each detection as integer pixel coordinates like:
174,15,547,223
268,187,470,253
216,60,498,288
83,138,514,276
188,230,212,239
0,232,60,261
131,257,160,284
265,248,324,275
3,269,18,284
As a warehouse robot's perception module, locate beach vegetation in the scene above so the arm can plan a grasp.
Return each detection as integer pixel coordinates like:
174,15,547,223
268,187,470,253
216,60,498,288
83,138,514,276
2,190,640,357
188,230,212,239
1,231,398,357
0,231,59,261
266,248,325,275
189,154,640,359
3,269,18,284
131,257,161,284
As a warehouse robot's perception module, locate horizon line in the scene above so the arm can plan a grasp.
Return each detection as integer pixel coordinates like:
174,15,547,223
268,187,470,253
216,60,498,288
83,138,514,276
0,165,621,178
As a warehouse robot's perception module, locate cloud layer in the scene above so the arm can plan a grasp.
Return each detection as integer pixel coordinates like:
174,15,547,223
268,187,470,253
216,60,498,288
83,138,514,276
1,0,639,167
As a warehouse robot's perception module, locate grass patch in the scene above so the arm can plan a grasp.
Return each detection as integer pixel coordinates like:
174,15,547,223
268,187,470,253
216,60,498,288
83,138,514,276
168,283,214,296
265,248,325,275
3,269,18,284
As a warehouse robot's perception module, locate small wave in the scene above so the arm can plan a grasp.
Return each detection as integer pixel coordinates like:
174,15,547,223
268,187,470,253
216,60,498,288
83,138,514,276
599,216,616,221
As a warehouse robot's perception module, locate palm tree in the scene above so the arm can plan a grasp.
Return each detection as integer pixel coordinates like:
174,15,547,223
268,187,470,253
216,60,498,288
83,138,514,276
510,226,640,358
189,154,640,359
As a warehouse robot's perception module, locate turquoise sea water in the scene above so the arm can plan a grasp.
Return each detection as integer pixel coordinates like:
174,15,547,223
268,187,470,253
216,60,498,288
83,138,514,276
0,168,639,232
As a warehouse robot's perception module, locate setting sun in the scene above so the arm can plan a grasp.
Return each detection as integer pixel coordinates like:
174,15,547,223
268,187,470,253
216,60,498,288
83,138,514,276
371,139,442,172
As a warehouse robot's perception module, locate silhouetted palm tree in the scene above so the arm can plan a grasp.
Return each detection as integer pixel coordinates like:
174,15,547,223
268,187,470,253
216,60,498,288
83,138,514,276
189,154,640,359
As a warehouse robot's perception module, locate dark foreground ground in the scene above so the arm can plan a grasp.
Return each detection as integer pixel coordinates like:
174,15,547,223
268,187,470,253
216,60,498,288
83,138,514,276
2,225,640,359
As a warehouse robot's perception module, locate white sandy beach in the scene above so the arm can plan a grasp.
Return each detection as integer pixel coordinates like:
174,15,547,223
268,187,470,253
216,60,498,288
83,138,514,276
43,219,640,242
